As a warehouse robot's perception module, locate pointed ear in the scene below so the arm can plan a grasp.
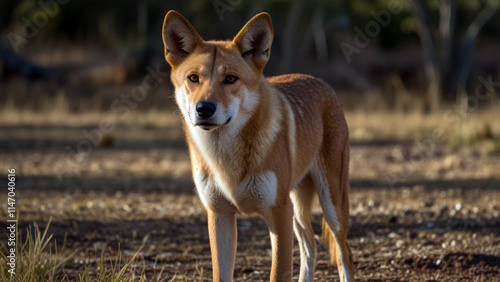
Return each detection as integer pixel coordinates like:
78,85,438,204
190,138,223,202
233,12,273,72
162,10,203,67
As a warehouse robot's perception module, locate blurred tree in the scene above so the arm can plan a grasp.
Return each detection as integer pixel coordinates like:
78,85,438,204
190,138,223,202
1,0,499,107
410,0,499,111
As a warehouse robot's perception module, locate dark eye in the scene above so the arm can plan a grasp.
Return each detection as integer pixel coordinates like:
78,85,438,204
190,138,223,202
188,74,199,83
223,75,238,84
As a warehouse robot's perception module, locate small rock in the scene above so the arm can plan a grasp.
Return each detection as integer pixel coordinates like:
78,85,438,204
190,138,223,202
388,232,399,238
396,240,404,247
368,200,375,207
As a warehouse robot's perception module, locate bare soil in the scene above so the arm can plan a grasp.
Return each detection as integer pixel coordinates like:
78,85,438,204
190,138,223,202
0,122,499,281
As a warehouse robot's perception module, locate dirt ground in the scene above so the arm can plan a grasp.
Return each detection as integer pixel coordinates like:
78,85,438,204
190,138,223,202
0,120,499,281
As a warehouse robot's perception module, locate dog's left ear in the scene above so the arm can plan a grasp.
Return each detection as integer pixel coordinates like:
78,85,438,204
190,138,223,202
233,13,273,72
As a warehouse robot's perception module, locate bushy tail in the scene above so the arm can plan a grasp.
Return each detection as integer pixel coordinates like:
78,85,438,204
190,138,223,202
321,138,350,266
321,217,338,264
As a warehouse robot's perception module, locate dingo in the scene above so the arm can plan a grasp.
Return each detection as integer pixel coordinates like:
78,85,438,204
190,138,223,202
162,10,354,282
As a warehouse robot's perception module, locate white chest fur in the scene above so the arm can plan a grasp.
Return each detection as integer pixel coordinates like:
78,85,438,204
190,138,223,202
194,169,278,216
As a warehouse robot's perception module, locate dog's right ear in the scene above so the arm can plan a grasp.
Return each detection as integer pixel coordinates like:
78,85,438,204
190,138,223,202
162,11,203,67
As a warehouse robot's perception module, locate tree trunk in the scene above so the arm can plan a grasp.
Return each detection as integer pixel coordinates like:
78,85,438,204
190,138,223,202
412,2,441,112
457,0,499,104
312,8,328,62
439,0,458,101
279,0,304,73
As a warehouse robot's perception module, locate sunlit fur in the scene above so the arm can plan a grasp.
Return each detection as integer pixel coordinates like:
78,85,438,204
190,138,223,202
163,10,354,282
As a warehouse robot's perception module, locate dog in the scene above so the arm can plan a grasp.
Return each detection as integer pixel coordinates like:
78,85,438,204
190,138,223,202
162,10,354,282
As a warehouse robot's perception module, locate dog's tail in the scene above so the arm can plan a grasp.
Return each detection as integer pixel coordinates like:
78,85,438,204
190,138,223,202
321,217,339,264
319,135,353,272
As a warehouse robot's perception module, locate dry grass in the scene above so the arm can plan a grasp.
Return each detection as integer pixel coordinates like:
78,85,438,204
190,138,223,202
0,221,165,281
76,244,165,282
1,73,498,145
0,108,180,128
346,109,500,148
0,220,71,281
2,101,499,147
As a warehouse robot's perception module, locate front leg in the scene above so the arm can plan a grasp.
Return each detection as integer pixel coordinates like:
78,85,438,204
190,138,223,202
268,198,294,282
194,168,237,281
207,205,237,282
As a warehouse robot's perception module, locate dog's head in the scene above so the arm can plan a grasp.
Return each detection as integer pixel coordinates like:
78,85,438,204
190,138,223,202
162,11,273,131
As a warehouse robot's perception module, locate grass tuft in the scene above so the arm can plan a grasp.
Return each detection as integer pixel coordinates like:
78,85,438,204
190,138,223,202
77,238,165,282
0,221,164,281
0,220,71,282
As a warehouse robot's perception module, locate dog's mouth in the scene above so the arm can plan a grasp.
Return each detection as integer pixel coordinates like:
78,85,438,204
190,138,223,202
195,117,232,131
197,122,217,131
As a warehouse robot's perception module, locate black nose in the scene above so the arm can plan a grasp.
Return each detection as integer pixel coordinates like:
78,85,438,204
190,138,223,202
196,101,216,119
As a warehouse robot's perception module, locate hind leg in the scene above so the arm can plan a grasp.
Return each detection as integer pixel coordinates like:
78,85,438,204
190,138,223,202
290,175,316,282
311,159,354,282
